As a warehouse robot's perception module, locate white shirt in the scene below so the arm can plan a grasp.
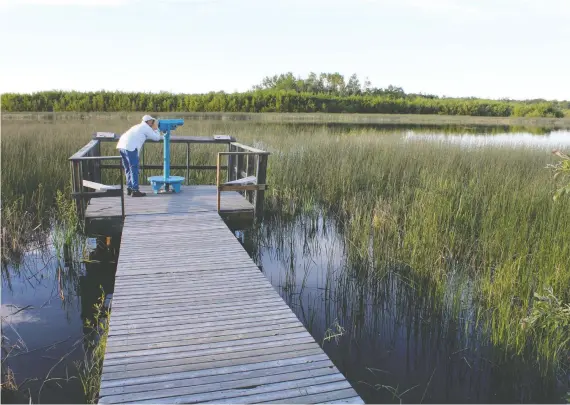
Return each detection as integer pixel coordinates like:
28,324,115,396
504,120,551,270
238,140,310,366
116,122,162,152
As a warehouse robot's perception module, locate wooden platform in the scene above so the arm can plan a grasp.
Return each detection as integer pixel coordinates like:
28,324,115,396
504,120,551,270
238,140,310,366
85,185,253,218
97,191,363,403
84,185,254,234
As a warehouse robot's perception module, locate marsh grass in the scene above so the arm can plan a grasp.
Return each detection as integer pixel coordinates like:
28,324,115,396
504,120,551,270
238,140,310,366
260,210,567,401
271,130,570,369
1,195,48,266
2,114,569,377
549,149,570,200
258,128,569,375
322,319,346,346
75,290,109,404
52,189,85,266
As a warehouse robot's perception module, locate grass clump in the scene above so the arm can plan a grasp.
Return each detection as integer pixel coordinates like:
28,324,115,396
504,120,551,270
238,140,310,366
521,287,570,373
75,291,110,404
549,149,570,200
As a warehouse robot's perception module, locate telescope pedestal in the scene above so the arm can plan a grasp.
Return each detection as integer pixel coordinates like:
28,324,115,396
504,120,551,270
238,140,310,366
148,175,185,194
148,119,186,195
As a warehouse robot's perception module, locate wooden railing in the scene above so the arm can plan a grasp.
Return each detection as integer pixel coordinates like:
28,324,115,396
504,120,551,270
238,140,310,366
69,141,125,219
216,145,269,213
92,133,235,185
69,134,269,219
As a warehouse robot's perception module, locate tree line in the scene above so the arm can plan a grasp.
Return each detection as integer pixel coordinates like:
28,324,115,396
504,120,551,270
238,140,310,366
1,72,566,118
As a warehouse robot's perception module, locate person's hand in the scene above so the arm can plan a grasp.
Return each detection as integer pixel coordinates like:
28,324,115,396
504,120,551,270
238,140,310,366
152,120,159,131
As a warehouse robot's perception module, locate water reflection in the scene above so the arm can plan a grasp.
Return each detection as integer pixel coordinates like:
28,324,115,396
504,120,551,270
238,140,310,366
270,122,564,136
404,130,570,149
237,211,568,404
1,234,118,404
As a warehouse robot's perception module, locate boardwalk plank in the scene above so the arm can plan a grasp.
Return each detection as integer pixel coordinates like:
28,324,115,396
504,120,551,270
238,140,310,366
104,333,313,363
111,284,277,302
100,353,329,389
269,389,365,404
107,308,297,333
101,367,340,403
104,296,287,319
111,282,277,301
109,290,282,309
107,300,288,324
105,318,303,342
122,375,348,404
100,359,333,397
105,325,307,353
114,273,265,287
107,313,298,337
101,345,324,380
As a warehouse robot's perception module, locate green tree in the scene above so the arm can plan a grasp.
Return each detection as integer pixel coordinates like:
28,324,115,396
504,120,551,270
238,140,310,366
345,74,361,96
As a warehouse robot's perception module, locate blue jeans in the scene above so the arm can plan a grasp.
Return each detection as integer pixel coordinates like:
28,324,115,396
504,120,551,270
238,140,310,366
119,148,139,190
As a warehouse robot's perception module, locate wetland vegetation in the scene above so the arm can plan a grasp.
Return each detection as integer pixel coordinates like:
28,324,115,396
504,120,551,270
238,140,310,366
1,113,569,403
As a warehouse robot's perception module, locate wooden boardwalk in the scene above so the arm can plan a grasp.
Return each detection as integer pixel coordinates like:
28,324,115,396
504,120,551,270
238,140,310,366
95,187,363,404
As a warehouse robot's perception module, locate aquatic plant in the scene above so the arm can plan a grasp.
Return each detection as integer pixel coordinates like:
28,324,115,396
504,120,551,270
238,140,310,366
549,149,570,200
75,290,110,404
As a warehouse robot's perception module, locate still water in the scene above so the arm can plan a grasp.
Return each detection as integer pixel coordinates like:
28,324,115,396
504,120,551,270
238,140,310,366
403,129,570,149
2,125,569,403
248,213,567,403
1,237,118,404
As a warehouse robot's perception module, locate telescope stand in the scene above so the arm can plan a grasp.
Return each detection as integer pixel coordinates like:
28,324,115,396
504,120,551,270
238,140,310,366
147,122,185,194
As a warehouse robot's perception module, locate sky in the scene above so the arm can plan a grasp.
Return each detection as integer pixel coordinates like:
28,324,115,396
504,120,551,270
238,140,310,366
0,0,568,100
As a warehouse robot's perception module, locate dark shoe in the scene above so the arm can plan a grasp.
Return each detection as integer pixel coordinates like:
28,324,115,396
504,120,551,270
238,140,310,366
131,190,146,197
127,187,132,196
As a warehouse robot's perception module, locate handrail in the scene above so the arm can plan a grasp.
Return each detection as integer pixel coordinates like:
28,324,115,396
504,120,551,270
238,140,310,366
70,135,269,220
69,140,99,160
90,135,238,186
71,155,122,161
216,151,268,213
92,133,237,144
69,152,125,219
229,142,270,155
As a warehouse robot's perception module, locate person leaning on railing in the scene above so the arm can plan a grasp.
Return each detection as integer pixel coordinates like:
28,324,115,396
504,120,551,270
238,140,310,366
116,114,164,197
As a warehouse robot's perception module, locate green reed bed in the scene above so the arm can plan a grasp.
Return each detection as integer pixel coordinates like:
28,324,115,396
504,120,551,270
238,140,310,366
260,130,570,375
1,120,89,261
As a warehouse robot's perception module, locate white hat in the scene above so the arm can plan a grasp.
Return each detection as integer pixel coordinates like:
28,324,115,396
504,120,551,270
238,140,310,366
142,114,156,122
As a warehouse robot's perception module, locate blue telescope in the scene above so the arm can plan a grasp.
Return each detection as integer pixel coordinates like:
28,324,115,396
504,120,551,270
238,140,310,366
158,118,184,132
148,118,185,194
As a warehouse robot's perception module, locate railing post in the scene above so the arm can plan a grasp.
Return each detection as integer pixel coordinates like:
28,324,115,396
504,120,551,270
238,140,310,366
237,148,245,181
227,143,235,182
246,154,255,203
216,153,221,212
93,140,102,183
140,146,145,186
120,168,125,218
77,161,86,218
71,160,80,217
81,155,90,194
69,153,127,222
186,143,190,185
255,154,268,216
